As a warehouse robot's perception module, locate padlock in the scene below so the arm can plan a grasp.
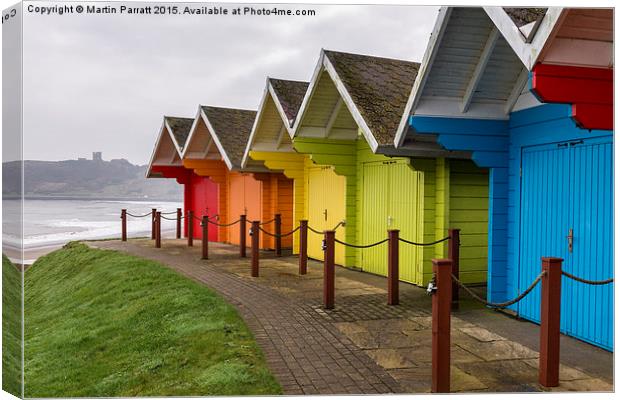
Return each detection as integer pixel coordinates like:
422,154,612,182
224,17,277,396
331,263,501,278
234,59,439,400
249,228,254,236
321,239,327,251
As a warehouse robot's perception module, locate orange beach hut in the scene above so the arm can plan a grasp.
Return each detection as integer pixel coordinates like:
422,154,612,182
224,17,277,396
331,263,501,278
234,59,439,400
181,106,294,249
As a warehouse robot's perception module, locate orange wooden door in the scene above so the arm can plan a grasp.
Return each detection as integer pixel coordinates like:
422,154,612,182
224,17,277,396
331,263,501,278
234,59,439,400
228,173,263,247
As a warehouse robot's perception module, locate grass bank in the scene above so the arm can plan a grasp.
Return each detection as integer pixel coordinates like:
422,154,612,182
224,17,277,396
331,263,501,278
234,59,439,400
24,242,281,397
2,255,22,397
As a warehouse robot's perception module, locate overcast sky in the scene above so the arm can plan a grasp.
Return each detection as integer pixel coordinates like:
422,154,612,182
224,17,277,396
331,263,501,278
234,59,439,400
21,2,438,165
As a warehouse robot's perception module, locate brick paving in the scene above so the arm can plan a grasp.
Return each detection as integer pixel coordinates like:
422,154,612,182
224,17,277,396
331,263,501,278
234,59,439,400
92,238,613,394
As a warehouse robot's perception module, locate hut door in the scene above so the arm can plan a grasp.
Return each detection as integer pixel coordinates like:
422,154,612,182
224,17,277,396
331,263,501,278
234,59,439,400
361,160,422,284
307,166,346,264
518,136,612,349
229,174,262,247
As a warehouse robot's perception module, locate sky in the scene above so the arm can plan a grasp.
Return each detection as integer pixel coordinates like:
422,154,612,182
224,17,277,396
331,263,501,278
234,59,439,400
20,2,439,165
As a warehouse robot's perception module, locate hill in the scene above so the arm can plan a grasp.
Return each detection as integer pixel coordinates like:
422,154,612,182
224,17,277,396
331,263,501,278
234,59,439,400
2,158,182,201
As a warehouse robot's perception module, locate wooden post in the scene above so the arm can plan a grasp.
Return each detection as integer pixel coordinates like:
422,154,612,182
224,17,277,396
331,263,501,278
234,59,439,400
251,221,260,277
299,220,308,275
275,214,282,257
201,216,209,260
539,257,563,387
121,209,127,241
187,210,194,247
151,208,157,239
432,258,452,393
387,230,399,305
176,208,182,239
155,212,162,248
449,228,461,310
323,230,335,309
240,215,247,258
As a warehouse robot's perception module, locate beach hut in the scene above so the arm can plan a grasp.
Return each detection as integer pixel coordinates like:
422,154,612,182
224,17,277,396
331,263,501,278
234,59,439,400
395,7,613,349
181,106,294,249
146,116,219,241
286,49,489,286
242,78,310,253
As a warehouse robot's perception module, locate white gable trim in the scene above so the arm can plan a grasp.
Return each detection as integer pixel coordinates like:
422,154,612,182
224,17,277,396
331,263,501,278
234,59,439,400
241,79,270,168
484,7,566,70
180,106,204,160
146,119,168,178
394,7,452,147
200,107,234,171
290,49,327,139
164,117,184,156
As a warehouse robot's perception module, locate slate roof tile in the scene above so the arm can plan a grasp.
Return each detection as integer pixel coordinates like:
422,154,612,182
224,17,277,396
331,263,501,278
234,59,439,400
269,78,309,124
503,8,547,27
165,116,193,151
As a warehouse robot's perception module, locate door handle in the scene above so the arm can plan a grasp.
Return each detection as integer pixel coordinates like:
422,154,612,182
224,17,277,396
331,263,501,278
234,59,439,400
567,228,573,253
323,209,327,221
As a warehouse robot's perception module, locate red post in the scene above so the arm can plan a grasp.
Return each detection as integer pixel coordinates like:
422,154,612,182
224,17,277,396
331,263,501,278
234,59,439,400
387,230,399,305
432,258,452,393
121,209,127,242
323,230,335,309
155,212,162,248
299,220,308,275
251,221,260,277
201,216,209,260
240,215,247,258
539,257,563,387
187,210,194,247
275,214,282,257
176,208,182,239
448,228,461,310
151,208,157,239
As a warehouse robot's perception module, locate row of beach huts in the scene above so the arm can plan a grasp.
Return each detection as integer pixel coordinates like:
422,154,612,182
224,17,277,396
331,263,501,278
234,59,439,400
146,7,613,350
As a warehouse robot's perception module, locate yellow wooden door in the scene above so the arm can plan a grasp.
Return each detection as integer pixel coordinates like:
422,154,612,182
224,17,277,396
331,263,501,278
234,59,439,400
323,167,346,266
361,162,389,276
307,166,327,261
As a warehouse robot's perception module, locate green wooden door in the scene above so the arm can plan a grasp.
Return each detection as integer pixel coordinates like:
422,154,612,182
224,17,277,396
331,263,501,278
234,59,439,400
361,160,423,284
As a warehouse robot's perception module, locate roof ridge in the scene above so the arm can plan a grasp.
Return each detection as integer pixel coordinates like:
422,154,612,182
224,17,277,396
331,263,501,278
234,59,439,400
323,48,419,66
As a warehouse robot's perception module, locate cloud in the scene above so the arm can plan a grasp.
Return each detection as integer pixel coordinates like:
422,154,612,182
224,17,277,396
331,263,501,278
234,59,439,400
21,2,438,164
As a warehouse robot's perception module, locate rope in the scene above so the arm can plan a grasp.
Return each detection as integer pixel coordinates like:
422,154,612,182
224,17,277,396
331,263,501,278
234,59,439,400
399,236,450,247
160,210,178,215
308,226,323,235
258,225,300,238
160,215,179,221
334,238,388,249
208,219,241,227
333,221,345,231
125,211,152,218
562,271,613,285
259,218,276,226
451,271,546,308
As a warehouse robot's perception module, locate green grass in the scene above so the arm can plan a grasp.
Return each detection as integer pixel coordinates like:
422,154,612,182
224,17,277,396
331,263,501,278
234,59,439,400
2,255,22,397
24,242,281,397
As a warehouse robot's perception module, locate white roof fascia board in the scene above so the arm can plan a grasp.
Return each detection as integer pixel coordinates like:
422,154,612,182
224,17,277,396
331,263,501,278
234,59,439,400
267,81,297,131
290,50,327,139
461,27,499,113
164,117,184,156
146,119,167,178
242,79,270,168
180,106,204,159
484,6,566,70
322,55,379,152
394,7,452,147
415,96,509,120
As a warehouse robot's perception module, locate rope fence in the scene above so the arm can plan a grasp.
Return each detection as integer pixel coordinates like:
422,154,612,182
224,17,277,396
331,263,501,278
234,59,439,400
258,225,300,238
258,218,276,226
450,271,546,309
399,236,451,247
125,211,153,218
334,237,388,249
562,271,613,285
208,218,241,227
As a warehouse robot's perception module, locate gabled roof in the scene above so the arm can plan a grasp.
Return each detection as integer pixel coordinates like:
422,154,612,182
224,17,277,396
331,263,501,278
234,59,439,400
147,116,191,178
165,116,193,152
394,6,568,146
292,49,420,152
241,78,309,167
183,105,257,170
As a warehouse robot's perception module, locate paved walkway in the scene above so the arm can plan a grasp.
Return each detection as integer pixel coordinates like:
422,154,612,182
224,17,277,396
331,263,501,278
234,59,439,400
92,239,613,394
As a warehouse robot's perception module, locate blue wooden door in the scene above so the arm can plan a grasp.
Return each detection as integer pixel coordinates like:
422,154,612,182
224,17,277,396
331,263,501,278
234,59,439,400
519,136,613,350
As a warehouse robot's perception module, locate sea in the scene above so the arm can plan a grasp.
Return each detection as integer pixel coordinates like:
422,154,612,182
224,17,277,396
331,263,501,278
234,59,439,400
2,199,182,264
